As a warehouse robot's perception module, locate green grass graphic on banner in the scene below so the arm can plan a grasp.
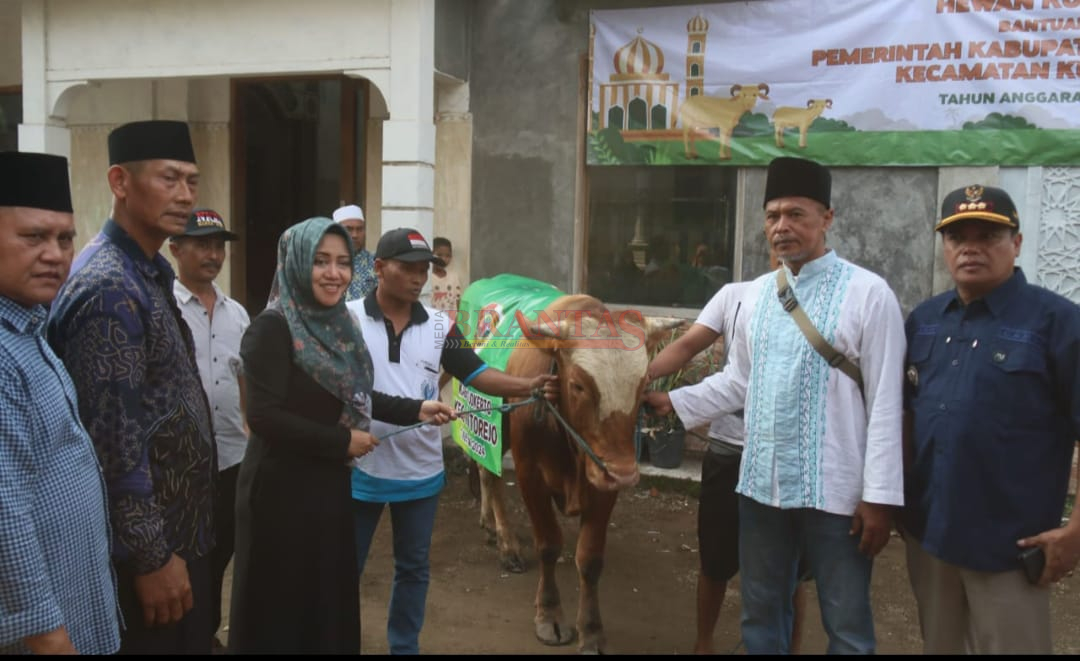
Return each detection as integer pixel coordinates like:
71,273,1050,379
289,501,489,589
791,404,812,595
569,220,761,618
450,274,564,476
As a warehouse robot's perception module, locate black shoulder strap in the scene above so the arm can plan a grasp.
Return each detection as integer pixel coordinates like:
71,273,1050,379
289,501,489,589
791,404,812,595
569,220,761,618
776,268,864,394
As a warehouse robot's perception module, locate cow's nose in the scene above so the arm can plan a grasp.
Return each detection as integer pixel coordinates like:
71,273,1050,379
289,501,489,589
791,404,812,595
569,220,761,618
609,469,640,489
601,463,640,490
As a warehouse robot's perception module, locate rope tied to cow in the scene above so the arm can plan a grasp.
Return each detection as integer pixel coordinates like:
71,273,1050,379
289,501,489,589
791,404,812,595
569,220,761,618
374,393,544,441
538,397,610,474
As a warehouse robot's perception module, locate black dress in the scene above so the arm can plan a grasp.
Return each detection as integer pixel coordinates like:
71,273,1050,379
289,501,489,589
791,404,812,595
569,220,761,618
228,309,420,654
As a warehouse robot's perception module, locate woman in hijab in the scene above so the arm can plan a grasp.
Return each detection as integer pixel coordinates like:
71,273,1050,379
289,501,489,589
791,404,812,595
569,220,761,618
228,217,452,654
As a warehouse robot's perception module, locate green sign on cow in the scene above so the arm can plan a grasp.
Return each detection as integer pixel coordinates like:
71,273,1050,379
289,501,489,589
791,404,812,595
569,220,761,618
450,274,564,476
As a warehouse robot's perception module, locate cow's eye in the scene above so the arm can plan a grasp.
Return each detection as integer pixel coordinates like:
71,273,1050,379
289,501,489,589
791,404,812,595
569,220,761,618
570,382,585,394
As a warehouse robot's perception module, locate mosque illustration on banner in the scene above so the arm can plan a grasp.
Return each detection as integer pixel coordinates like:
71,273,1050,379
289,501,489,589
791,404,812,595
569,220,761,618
590,14,710,137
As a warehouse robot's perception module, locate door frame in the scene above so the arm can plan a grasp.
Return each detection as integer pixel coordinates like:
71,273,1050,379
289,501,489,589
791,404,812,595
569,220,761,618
229,74,370,309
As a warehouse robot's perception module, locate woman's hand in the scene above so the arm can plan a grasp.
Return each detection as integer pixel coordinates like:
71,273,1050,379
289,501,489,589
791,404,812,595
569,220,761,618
348,429,379,458
420,400,456,425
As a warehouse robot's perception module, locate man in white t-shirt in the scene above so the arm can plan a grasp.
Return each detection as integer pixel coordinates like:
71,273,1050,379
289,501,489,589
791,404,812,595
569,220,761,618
648,262,807,654
169,208,249,649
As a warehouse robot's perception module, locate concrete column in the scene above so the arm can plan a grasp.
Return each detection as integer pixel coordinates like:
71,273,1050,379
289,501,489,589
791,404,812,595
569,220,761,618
18,0,70,156
382,0,436,241
435,76,472,281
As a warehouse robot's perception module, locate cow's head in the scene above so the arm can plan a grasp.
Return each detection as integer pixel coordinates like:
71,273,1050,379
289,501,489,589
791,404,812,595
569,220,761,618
524,296,681,491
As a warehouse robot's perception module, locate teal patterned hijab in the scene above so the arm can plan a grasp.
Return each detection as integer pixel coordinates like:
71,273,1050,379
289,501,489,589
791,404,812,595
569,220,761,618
266,217,374,430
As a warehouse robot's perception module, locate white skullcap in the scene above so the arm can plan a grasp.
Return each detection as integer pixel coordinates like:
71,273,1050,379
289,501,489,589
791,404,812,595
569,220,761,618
332,204,365,223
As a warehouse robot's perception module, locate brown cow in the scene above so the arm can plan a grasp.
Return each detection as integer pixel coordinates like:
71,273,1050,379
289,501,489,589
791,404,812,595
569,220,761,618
476,294,671,653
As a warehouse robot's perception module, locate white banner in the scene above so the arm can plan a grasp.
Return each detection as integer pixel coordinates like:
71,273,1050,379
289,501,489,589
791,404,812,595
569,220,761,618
589,0,1080,166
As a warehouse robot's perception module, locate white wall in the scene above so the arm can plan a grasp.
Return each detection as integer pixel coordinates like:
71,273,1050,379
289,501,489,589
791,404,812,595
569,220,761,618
42,0,393,80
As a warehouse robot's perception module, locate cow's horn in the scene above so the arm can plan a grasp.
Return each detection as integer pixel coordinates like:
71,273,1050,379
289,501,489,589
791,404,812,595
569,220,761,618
644,317,684,341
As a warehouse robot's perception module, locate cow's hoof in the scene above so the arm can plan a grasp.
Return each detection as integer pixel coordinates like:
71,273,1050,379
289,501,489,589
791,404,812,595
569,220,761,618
579,638,605,654
499,551,526,574
535,621,576,646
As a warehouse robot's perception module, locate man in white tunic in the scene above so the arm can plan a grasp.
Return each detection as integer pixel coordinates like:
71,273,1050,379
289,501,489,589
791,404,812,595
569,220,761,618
646,157,905,654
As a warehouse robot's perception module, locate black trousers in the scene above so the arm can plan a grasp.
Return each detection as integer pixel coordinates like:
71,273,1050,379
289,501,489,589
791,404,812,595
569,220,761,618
117,554,214,655
211,464,240,634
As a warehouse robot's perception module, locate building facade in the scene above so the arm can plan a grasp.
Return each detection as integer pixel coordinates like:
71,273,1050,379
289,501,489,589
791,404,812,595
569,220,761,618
5,0,1079,315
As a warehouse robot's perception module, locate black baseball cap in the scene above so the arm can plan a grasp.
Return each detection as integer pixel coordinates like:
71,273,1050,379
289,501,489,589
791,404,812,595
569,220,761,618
936,185,1019,232
172,208,238,241
374,227,446,267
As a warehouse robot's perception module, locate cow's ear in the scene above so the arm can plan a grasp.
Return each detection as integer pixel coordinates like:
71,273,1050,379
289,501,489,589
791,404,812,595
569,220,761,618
520,320,563,354
644,318,684,355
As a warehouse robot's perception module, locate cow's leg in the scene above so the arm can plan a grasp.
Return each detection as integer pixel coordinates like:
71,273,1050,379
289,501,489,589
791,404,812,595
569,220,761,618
775,125,785,148
478,464,525,573
798,127,808,148
574,489,618,654
683,129,698,159
517,469,575,646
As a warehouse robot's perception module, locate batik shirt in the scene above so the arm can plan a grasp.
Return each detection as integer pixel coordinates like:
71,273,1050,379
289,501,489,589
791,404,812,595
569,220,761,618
670,251,906,516
47,219,216,574
0,297,120,654
346,249,377,302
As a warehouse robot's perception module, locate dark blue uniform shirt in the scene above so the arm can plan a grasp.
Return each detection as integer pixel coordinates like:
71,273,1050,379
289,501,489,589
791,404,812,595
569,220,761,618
903,269,1080,572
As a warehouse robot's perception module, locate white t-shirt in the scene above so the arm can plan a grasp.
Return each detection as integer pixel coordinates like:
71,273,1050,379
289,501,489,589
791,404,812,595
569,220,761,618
693,280,759,449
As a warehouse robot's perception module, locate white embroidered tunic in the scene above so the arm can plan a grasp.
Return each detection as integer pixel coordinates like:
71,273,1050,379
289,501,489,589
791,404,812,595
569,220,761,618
670,251,906,516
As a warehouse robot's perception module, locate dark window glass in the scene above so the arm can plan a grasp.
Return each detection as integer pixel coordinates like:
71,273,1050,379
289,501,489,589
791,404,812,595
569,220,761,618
586,166,737,309
650,104,666,130
607,105,624,129
0,91,21,151
628,98,647,131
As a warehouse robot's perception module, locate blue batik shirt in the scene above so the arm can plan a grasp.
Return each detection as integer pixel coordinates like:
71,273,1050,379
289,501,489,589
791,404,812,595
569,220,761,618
0,297,121,654
47,219,216,575
904,268,1080,572
347,249,377,302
